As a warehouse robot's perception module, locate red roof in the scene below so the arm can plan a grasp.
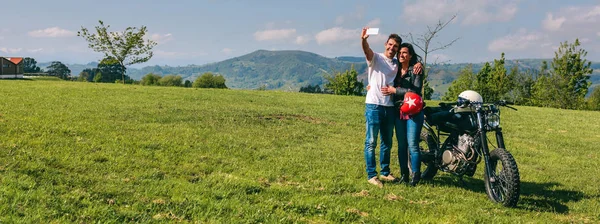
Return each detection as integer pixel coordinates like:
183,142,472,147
9,57,23,64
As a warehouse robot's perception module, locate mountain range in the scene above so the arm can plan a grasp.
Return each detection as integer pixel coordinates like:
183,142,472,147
39,50,600,99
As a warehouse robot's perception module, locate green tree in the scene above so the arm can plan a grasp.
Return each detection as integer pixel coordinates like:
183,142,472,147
193,72,228,89
256,84,267,91
93,72,103,83
140,73,162,86
212,75,227,88
300,84,323,93
324,66,364,96
78,71,91,82
475,62,492,101
531,61,555,107
551,39,593,109
97,56,127,83
184,80,192,88
46,61,71,80
507,66,536,105
486,53,515,102
78,20,157,84
23,57,41,73
442,64,476,101
532,39,593,109
587,86,600,110
158,74,183,87
78,68,97,82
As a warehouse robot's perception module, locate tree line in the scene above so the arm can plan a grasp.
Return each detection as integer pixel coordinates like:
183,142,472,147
442,39,598,111
303,39,598,111
24,56,227,89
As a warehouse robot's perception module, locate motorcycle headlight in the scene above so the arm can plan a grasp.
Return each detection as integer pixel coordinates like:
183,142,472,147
486,113,500,129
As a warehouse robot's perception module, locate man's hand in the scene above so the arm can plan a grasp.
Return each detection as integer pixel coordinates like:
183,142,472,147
413,62,423,75
361,27,374,63
381,85,396,96
361,27,369,40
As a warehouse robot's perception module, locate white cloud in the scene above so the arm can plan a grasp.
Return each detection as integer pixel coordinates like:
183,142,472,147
542,13,566,31
222,48,233,54
0,47,22,53
549,5,600,29
597,32,600,37
488,29,546,52
149,33,173,44
570,5,600,23
366,19,381,28
295,35,310,45
27,48,44,53
369,34,389,46
28,27,76,38
254,29,297,41
315,27,357,45
402,0,518,25
537,4,600,49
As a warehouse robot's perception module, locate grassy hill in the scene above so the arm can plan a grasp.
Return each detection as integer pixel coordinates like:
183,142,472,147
0,79,598,222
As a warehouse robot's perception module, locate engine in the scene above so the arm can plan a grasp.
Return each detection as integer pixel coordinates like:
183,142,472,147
441,134,477,174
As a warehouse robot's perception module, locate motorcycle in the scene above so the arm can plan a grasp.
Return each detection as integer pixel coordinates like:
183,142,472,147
417,90,521,207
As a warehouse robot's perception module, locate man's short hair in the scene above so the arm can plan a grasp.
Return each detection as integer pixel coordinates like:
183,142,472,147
388,34,402,45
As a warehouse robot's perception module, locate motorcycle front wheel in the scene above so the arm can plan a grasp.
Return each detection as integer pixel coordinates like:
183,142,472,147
484,148,520,207
418,129,438,180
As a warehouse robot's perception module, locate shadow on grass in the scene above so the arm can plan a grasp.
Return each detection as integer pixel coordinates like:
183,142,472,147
423,175,590,213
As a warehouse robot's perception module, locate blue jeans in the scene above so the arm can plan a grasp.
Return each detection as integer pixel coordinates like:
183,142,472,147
364,104,396,179
395,111,424,174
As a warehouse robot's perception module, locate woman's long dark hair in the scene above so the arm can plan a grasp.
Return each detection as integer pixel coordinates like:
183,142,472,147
399,43,422,66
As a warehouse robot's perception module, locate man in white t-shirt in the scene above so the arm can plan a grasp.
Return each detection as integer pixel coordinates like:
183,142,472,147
361,27,402,188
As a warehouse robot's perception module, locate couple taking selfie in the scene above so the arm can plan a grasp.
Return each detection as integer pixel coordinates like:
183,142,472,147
361,27,425,188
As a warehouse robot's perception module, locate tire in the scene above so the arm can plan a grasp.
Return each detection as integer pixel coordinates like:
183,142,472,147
418,129,438,180
484,148,520,207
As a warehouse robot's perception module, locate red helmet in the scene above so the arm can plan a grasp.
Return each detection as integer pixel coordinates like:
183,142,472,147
400,92,423,115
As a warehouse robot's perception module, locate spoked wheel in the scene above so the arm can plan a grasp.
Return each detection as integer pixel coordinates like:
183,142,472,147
417,129,438,180
484,148,520,207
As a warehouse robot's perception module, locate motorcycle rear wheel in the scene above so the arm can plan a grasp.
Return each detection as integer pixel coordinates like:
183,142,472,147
484,148,520,207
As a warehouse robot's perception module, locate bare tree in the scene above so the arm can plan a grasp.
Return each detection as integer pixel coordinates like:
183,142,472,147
403,15,460,99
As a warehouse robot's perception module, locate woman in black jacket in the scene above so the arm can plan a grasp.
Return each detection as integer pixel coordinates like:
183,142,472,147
382,42,424,186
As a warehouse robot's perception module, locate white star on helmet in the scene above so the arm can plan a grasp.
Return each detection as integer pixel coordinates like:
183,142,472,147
405,97,416,108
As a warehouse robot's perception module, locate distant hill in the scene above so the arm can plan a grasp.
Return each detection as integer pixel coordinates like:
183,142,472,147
170,50,369,90
42,50,600,99
39,61,99,77
122,50,369,90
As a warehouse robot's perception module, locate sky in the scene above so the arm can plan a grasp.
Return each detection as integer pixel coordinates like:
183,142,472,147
1,0,599,67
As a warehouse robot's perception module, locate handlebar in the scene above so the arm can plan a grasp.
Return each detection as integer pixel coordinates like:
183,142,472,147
495,100,518,111
438,100,517,111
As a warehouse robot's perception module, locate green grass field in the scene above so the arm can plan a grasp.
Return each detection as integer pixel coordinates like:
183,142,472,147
1,79,599,223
